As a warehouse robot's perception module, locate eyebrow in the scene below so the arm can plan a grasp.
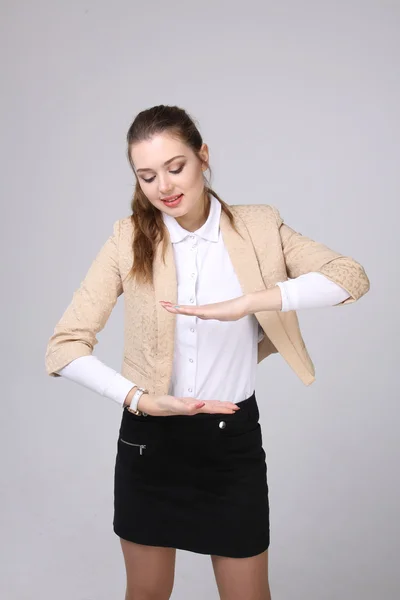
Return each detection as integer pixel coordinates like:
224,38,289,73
136,155,186,173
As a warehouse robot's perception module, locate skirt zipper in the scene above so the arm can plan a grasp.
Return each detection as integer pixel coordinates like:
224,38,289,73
120,438,147,455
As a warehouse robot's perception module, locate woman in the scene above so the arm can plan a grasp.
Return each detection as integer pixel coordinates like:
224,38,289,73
45,105,370,600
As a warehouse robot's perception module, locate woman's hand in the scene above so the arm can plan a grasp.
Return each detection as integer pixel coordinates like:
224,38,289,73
135,393,240,417
159,295,250,321
160,287,282,321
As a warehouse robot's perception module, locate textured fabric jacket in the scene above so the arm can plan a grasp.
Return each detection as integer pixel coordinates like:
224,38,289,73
45,204,370,393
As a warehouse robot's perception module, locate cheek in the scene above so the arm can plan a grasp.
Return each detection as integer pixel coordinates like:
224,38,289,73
139,183,158,205
183,166,204,190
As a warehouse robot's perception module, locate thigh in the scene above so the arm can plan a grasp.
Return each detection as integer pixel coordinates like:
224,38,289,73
120,538,176,600
211,549,271,600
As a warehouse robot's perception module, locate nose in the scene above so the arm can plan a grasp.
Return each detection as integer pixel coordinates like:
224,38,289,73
158,173,173,195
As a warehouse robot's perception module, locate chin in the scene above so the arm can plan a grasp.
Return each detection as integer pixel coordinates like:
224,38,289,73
159,203,183,214
160,198,190,216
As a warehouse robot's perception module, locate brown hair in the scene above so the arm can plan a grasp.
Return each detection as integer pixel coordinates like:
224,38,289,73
126,105,239,284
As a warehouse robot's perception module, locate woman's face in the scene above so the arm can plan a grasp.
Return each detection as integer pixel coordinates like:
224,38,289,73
130,132,209,218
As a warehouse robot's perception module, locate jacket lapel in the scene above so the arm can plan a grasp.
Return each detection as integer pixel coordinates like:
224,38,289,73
219,210,286,351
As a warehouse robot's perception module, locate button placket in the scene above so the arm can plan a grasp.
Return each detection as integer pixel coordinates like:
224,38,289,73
186,346,196,394
178,235,199,399
188,237,197,305
186,242,197,396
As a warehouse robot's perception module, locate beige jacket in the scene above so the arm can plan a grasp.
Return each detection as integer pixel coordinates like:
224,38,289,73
45,204,370,394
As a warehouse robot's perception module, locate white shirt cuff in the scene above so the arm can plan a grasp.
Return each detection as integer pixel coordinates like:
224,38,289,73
57,355,136,407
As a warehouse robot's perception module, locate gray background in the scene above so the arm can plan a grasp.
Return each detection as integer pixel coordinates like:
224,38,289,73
1,1,398,598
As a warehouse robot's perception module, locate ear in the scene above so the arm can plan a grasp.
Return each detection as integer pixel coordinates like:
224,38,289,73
199,143,209,170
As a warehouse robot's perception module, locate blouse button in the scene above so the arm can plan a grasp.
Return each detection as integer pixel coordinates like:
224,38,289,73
219,421,226,429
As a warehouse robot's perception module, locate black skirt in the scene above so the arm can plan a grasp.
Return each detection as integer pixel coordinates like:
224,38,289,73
113,391,269,558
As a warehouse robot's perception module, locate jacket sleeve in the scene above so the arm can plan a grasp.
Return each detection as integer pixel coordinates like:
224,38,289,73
45,220,123,377
271,206,370,304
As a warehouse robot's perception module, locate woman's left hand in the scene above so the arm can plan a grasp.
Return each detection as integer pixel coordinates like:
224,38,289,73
159,295,250,322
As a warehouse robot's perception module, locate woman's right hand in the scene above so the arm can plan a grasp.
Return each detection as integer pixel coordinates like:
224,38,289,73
137,393,240,417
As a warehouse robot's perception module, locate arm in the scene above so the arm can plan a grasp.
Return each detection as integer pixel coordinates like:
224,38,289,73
160,202,369,320
57,356,239,415
276,272,350,311
57,355,137,408
45,220,123,377
47,222,240,416
160,272,352,319
247,271,351,313
271,206,370,304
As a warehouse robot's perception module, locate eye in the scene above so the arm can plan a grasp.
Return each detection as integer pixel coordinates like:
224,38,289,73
140,163,184,184
170,164,184,174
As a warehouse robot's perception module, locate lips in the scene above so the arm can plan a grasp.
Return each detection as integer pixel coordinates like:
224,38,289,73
160,193,184,207
161,194,182,202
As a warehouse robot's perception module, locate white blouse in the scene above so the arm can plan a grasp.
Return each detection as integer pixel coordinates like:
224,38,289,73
57,197,350,408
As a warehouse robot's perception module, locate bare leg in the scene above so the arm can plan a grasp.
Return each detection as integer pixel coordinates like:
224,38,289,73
119,538,176,600
211,549,271,600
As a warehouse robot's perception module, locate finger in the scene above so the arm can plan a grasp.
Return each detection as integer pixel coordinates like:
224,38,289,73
181,403,206,415
180,398,238,409
175,398,240,416
159,301,211,319
173,398,205,415
160,302,198,316
196,402,241,415
193,401,205,410
205,401,240,410
198,406,238,414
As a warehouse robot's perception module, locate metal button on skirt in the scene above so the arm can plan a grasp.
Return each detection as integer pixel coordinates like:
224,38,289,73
113,391,269,558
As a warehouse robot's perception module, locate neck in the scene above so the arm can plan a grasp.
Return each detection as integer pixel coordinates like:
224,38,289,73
175,191,210,232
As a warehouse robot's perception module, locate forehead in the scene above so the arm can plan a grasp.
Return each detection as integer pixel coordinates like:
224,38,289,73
130,133,190,168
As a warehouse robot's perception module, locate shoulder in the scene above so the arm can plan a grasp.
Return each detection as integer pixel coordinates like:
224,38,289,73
116,215,134,229
229,203,283,227
112,215,135,239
